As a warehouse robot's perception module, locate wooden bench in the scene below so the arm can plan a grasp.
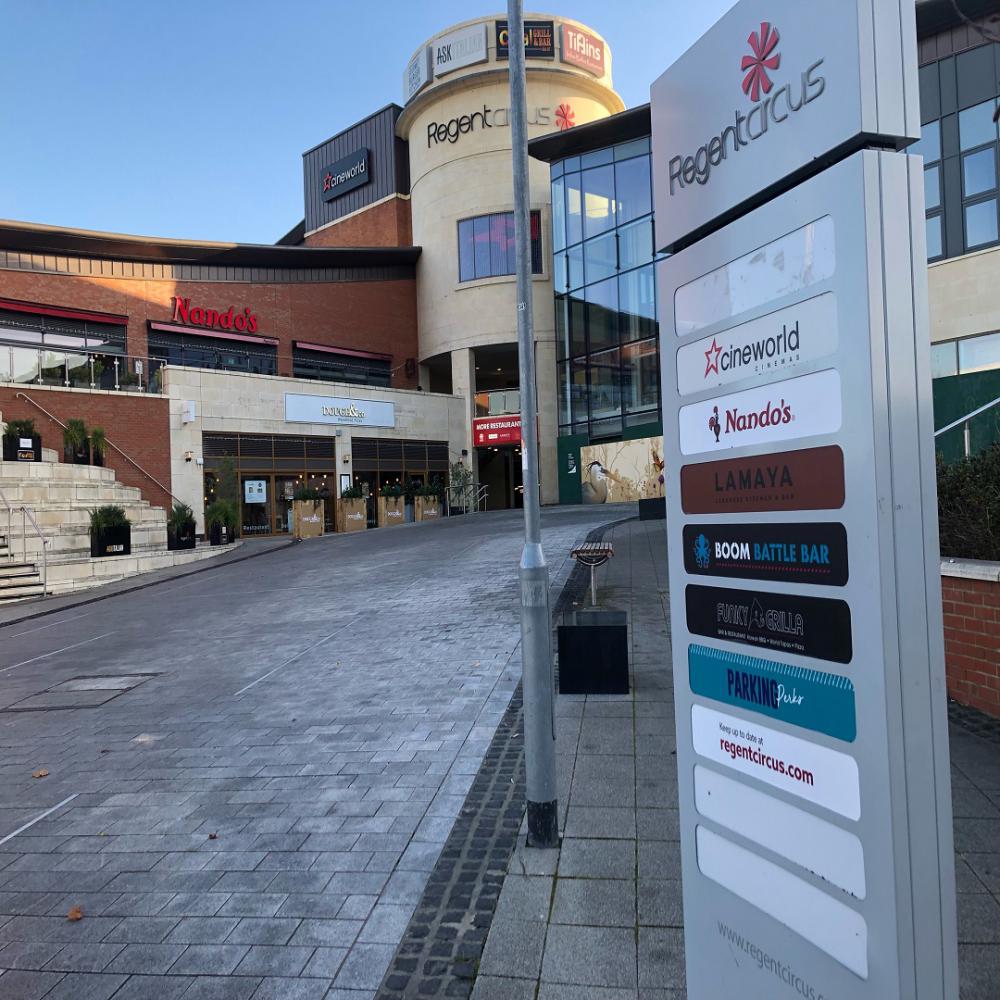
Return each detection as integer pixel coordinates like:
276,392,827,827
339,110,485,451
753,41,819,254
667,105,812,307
571,541,614,607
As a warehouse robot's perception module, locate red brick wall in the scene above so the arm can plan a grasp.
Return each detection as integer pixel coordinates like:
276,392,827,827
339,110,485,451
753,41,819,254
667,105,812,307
0,267,418,388
0,386,172,510
302,197,412,249
942,573,1000,717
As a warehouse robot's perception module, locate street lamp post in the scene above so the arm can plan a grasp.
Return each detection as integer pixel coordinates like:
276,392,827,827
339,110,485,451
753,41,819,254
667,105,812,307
507,0,559,848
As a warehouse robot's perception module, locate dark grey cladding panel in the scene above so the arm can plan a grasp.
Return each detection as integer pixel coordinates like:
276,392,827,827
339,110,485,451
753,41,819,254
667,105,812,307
303,104,410,235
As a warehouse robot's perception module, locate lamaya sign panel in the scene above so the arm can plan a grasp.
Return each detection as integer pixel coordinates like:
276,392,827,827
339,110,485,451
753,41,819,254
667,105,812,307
404,46,432,102
433,23,488,77
649,1,919,251
171,297,257,334
320,148,370,203
495,19,554,59
284,393,395,428
560,24,605,76
473,414,521,446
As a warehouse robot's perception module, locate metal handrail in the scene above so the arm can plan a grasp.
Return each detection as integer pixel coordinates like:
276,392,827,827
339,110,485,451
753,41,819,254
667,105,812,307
0,486,12,562
18,505,47,596
934,394,1000,458
15,390,182,505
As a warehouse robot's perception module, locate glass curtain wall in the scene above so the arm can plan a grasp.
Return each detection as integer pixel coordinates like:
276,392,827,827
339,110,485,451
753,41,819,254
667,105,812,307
550,138,658,439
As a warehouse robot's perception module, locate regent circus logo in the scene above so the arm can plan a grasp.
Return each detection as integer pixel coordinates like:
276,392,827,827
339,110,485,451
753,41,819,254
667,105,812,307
708,397,793,444
555,103,575,131
172,297,258,334
741,22,780,102
703,322,800,379
667,22,825,194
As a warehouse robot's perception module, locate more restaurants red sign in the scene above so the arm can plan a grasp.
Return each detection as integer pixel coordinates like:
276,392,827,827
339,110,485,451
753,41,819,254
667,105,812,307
473,414,521,446
171,296,258,334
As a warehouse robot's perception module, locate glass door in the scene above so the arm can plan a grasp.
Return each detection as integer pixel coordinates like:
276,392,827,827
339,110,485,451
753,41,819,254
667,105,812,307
241,476,271,536
273,476,297,534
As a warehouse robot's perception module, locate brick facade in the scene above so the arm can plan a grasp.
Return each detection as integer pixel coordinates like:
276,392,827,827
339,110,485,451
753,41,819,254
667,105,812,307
0,385,171,510
302,196,412,249
0,268,419,388
942,571,1000,718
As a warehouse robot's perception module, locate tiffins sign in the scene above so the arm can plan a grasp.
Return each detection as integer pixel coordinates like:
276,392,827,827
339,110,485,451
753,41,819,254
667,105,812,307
560,24,605,76
649,1,919,251
320,148,370,203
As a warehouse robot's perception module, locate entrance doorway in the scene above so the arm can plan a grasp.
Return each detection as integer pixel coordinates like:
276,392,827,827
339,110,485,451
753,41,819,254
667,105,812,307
477,445,523,510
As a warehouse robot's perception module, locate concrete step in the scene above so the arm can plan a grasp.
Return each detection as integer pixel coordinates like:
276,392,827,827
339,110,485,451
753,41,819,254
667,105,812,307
0,461,116,483
0,483,147,505
0,562,40,580
0,583,46,602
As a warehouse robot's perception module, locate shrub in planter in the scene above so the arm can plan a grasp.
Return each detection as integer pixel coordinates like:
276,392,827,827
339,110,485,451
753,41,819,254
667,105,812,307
937,445,1000,561
292,485,324,539
167,501,197,551
2,418,41,462
205,499,238,545
90,427,108,468
337,484,366,532
378,483,405,527
90,505,131,557
64,418,90,465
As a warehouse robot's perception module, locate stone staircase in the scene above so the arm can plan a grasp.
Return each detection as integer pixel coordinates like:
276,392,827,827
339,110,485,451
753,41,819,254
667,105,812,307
0,459,232,599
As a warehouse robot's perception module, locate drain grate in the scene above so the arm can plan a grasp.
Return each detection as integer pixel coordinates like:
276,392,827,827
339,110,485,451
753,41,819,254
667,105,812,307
3,673,158,712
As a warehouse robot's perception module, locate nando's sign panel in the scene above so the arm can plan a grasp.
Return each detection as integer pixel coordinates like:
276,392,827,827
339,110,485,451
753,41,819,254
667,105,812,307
682,522,848,586
686,583,853,663
680,444,844,514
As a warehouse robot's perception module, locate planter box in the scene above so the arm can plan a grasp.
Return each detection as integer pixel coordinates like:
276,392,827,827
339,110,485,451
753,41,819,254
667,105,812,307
167,527,197,551
293,500,325,539
557,610,629,695
90,523,132,558
65,444,91,466
638,496,666,521
2,434,41,463
209,523,235,546
337,498,367,532
414,496,442,522
378,496,405,527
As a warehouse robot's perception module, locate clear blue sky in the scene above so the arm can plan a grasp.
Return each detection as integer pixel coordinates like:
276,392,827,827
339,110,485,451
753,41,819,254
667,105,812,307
0,1,736,244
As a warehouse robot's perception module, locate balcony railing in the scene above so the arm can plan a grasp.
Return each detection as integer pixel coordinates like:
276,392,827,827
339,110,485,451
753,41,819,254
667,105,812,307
475,388,520,418
0,346,165,394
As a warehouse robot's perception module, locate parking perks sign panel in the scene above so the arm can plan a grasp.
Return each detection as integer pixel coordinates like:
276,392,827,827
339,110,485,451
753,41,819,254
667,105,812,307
652,3,958,1000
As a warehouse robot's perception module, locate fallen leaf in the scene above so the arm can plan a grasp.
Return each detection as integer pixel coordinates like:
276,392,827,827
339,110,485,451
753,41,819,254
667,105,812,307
207,832,218,841
99,749,110,754
66,906,83,921
31,769,49,779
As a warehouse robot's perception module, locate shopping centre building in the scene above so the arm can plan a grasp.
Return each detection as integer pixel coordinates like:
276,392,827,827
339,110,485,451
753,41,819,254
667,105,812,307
0,3,996,530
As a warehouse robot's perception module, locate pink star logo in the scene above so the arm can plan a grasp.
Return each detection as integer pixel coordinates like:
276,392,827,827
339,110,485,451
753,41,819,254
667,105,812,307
741,22,781,103
704,338,723,377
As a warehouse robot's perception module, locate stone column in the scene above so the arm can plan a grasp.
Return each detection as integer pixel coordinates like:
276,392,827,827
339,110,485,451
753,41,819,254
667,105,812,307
450,348,478,482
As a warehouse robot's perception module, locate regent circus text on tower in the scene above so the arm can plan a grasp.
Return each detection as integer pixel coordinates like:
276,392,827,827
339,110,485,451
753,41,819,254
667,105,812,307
667,60,825,192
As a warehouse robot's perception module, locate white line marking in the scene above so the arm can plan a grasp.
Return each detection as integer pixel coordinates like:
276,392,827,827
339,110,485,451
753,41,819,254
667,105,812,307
0,632,117,675
0,794,78,847
234,617,361,696
6,613,92,639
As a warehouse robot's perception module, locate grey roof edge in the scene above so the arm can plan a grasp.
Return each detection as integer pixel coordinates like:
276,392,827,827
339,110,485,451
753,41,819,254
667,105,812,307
301,103,405,159
528,104,651,163
0,220,421,269
916,0,998,35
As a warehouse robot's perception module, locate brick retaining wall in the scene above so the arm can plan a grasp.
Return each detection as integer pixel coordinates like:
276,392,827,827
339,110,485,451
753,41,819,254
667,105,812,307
942,562,1000,718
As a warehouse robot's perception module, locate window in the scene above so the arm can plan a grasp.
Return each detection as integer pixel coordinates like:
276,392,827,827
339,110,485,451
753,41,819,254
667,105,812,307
292,346,390,387
959,100,997,152
622,338,659,414
148,329,276,376
457,211,542,281
963,147,996,197
926,215,943,260
965,199,998,249
958,330,1000,374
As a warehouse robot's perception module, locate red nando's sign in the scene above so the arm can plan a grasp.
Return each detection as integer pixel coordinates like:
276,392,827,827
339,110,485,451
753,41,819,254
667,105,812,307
171,297,258,334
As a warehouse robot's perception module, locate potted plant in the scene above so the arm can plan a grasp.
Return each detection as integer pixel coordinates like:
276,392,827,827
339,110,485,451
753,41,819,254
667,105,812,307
292,484,325,539
205,498,238,545
89,426,108,468
64,418,90,465
337,484,367,533
167,501,197,551
89,505,131,557
377,482,405,527
2,418,41,462
415,480,444,522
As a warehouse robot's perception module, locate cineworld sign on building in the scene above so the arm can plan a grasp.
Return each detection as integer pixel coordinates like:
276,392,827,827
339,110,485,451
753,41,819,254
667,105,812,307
320,148,370,202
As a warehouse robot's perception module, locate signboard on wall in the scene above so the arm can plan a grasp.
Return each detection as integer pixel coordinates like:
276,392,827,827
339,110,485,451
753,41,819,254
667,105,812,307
559,24,605,76
404,46,432,102
652,2,956,999
319,148,370,203
495,19,554,59
244,480,267,504
284,392,395,428
473,414,521,446
580,436,665,504
433,23,488,76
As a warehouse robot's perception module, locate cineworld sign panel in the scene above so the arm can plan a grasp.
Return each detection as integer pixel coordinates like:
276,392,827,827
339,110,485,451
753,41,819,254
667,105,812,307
320,148,370,203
